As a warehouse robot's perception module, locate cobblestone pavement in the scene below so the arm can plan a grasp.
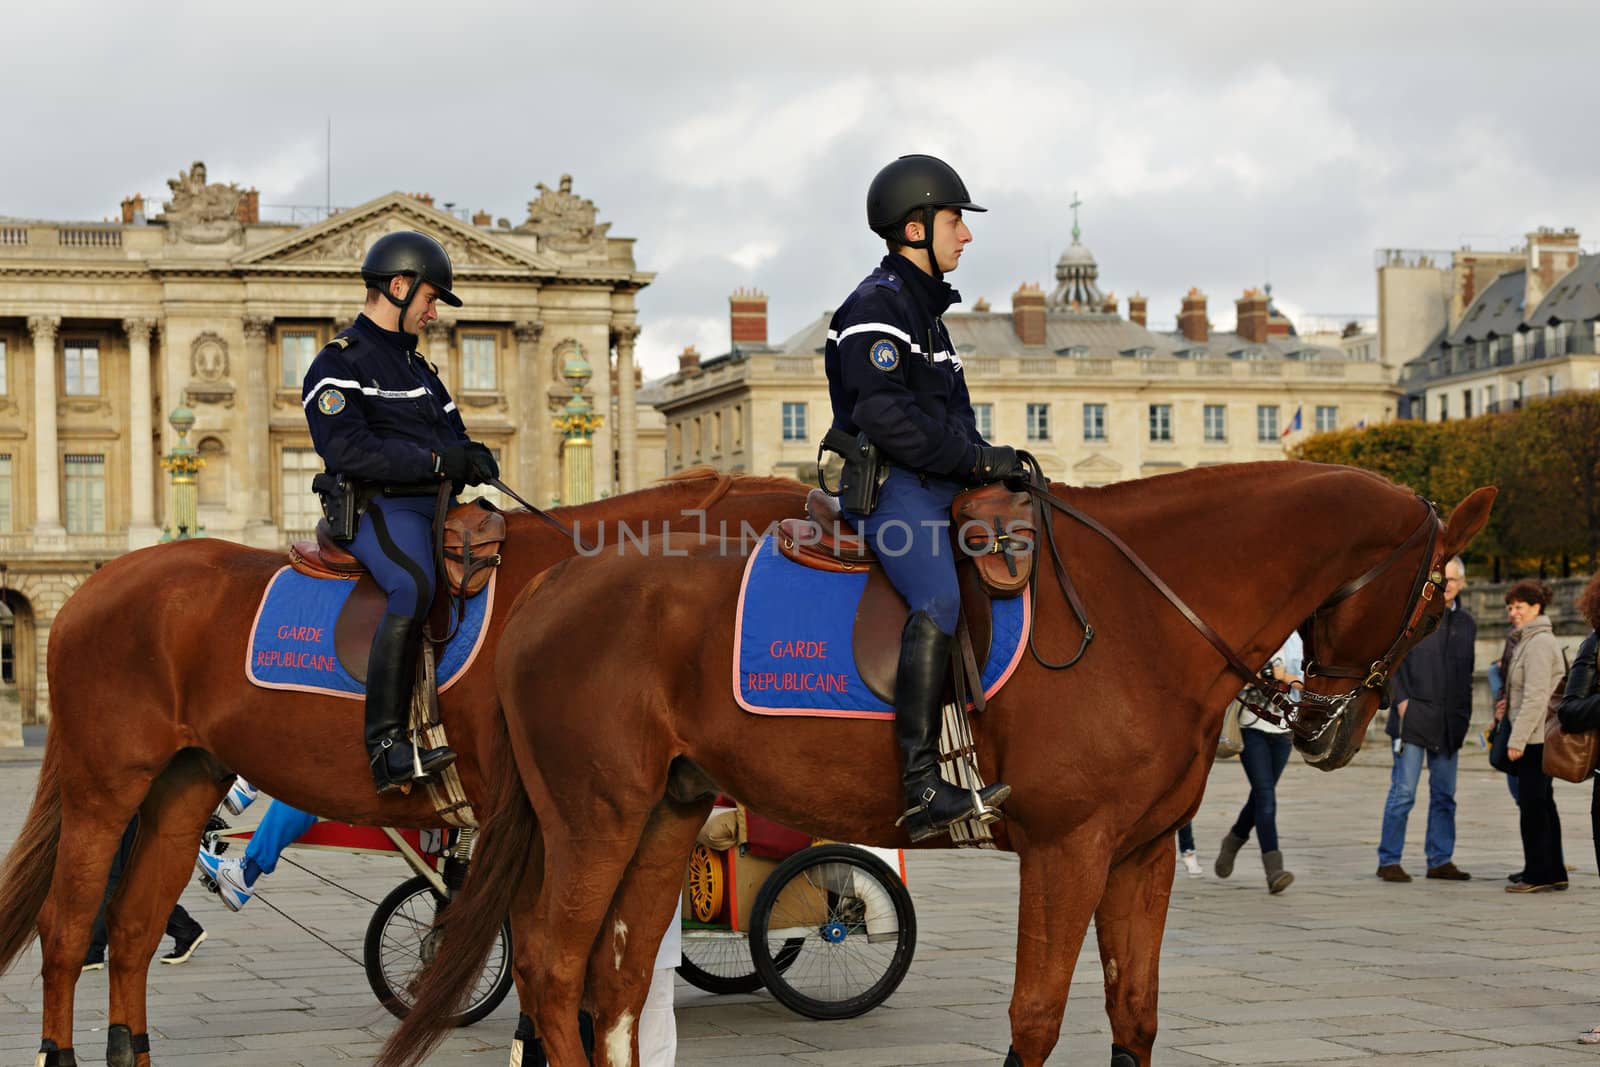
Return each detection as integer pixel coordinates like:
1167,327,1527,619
0,741,1597,1066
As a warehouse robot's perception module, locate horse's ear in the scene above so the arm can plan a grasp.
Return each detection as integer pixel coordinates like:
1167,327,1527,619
1440,485,1497,557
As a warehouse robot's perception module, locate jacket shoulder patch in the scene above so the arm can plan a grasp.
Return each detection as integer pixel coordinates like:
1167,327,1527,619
874,272,902,293
328,336,351,350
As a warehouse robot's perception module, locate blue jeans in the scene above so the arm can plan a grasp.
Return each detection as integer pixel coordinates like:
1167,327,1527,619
1376,743,1458,869
1176,822,1196,854
1230,729,1292,853
243,800,318,878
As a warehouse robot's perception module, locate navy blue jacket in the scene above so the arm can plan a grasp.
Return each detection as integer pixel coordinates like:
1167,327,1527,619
301,314,469,484
1556,631,1600,732
825,254,984,478
1387,602,1476,753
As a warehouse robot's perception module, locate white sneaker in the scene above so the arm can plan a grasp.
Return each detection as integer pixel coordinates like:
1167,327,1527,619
1182,850,1204,877
224,778,259,816
195,849,255,912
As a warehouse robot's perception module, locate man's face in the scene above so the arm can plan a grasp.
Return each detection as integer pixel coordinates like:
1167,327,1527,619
930,207,972,274
393,277,440,333
1443,564,1465,607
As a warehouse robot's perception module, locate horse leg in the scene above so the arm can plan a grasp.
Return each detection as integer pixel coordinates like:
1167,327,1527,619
103,752,227,1067
529,800,658,1067
583,799,709,1067
507,834,548,1067
1004,838,1112,1067
1092,834,1177,1067
34,780,153,1064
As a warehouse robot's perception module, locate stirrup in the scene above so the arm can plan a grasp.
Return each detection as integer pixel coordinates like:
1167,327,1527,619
370,737,419,796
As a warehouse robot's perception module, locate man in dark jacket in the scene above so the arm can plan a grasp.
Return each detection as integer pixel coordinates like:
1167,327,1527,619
1376,556,1476,881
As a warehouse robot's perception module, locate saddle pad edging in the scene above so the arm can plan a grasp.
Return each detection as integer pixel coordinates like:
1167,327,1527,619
980,592,1031,700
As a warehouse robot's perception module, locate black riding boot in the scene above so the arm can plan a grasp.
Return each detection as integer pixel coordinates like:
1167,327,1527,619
895,611,1010,842
365,613,456,795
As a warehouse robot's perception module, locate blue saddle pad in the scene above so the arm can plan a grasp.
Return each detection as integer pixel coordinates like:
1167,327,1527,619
733,534,1029,718
246,567,495,699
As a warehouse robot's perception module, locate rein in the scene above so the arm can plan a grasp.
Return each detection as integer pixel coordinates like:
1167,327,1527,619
1014,454,1447,743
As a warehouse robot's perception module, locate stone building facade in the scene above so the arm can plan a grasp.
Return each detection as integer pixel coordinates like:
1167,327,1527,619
652,235,1396,486
0,163,653,730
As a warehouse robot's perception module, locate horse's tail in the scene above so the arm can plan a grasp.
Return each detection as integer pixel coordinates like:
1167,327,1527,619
374,714,537,1067
0,738,62,973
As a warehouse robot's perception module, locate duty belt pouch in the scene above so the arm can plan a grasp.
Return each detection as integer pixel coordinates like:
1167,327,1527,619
312,472,358,542
818,427,884,516
952,485,1035,597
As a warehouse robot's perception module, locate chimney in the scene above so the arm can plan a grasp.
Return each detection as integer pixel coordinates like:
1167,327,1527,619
972,297,991,312
678,345,702,377
1179,288,1209,343
234,187,259,225
730,288,768,346
120,194,145,225
1127,293,1148,327
1525,226,1582,314
1101,290,1118,316
1235,288,1270,344
1012,283,1047,345
472,209,492,227
408,192,435,208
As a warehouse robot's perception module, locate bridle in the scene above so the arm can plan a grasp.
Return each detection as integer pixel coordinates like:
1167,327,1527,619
1016,453,1448,745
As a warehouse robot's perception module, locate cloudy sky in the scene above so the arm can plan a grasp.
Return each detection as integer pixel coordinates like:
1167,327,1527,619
7,1,1598,376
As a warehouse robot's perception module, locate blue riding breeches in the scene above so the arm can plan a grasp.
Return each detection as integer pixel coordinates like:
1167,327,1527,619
843,467,963,636
347,494,440,620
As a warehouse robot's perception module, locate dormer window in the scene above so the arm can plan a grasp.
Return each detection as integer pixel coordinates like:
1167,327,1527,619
1231,347,1265,361
1058,344,1090,358
1120,345,1154,359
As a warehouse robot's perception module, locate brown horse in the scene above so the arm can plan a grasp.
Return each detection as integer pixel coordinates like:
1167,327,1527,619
376,462,1494,1067
0,469,812,1067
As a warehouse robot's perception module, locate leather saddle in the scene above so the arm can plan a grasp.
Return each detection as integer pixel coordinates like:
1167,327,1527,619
777,488,1034,706
285,500,506,682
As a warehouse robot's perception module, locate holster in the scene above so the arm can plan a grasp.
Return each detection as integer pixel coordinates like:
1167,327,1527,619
818,427,884,516
311,472,359,542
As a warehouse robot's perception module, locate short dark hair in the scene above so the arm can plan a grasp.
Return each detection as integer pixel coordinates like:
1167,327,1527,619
1576,571,1600,631
1505,579,1553,608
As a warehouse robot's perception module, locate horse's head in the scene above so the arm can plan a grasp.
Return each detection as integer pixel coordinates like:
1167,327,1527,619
1292,484,1496,769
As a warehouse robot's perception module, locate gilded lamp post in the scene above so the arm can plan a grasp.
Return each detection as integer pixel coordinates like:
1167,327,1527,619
160,405,205,541
552,344,604,506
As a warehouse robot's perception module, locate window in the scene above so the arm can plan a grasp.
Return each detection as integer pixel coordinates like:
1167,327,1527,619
280,448,323,536
972,403,993,441
63,340,99,396
1513,380,1525,407
1256,405,1279,441
63,454,106,532
0,339,7,394
1315,405,1338,433
1027,403,1050,441
1546,373,1557,396
1485,384,1497,412
781,402,807,442
1148,404,1172,442
0,453,11,531
1437,393,1449,421
1462,390,1473,418
1203,404,1226,442
461,334,497,391
280,331,318,388
1082,403,1105,442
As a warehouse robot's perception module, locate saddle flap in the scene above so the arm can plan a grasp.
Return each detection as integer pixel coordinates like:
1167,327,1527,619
952,485,1035,598
443,500,506,597
850,564,994,704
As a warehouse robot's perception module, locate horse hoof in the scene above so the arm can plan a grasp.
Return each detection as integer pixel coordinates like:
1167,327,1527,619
1110,1043,1142,1067
1003,1047,1024,1066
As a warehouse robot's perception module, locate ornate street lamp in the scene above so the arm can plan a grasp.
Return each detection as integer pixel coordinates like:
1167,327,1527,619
552,344,604,506
160,405,205,541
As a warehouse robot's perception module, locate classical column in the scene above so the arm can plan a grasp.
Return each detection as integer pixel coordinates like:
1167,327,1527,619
424,320,452,381
513,320,546,503
27,316,63,539
241,316,277,543
614,324,641,493
124,316,160,547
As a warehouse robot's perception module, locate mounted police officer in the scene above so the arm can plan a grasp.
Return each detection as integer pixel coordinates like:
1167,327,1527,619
301,230,498,795
825,154,1018,842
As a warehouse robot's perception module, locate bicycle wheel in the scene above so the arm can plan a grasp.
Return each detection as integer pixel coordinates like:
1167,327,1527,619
679,929,804,995
364,874,515,1027
748,844,916,1020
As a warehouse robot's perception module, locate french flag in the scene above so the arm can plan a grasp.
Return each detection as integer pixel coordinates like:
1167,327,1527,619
1281,406,1302,438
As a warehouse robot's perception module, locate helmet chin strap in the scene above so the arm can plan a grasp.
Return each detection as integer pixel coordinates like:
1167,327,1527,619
379,275,418,333
905,206,943,281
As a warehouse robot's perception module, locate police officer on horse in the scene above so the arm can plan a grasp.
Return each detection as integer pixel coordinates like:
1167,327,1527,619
825,155,1018,842
301,231,499,794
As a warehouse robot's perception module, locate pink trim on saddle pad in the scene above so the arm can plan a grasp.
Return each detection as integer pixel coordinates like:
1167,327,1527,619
731,546,1032,720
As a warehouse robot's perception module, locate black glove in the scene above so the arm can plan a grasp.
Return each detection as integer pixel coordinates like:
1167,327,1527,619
971,445,1022,485
465,441,500,486
435,446,472,488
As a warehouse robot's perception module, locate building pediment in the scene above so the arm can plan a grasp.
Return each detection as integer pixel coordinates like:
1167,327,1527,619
236,193,558,273
1073,452,1122,475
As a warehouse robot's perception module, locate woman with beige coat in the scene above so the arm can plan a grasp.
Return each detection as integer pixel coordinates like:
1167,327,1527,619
1504,579,1567,893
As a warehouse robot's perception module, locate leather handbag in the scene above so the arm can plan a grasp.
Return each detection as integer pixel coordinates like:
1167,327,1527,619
1544,647,1599,783
1216,695,1245,760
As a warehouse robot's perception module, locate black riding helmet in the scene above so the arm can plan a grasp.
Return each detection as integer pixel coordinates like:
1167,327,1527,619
361,231,463,327
866,154,986,278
